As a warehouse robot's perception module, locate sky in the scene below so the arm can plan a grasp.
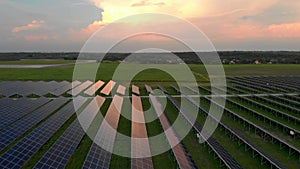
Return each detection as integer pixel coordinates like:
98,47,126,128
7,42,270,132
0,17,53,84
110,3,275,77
0,0,300,52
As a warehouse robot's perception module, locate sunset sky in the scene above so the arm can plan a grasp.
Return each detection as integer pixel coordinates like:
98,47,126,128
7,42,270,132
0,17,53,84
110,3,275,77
1,0,300,52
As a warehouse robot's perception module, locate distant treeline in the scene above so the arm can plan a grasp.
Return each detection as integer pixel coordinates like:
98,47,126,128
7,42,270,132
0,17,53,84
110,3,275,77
0,51,299,64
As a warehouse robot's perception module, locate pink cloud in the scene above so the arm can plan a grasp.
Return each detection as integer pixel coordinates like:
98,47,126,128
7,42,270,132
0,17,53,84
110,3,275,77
24,35,49,41
12,20,45,33
267,23,300,38
69,21,106,41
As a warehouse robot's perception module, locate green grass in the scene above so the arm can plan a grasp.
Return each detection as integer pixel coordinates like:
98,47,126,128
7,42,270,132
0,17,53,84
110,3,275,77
0,61,299,81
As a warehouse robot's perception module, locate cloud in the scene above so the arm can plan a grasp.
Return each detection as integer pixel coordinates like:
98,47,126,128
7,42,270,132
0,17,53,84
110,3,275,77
68,21,106,41
12,20,45,33
131,1,165,7
267,22,300,38
24,35,48,41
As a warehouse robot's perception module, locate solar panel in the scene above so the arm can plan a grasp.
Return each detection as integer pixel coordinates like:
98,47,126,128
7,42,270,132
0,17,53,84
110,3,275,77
50,81,81,96
132,85,140,95
100,80,116,95
0,97,69,152
82,95,123,169
162,85,242,169
82,144,112,169
190,85,300,160
84,80,105,96
148,85,198,169
33,96,106,169
0,96,87,169
178,86,288,169
0,98,35,115
0,97,50,129
144,85,152,93
131,94,153,169
68,81,93,96
116,85,126,95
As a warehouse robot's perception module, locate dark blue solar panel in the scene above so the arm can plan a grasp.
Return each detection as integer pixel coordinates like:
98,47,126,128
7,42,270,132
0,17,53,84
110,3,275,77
34,96,105,169
33,120,85,169
0,97,68,151
0,97,87,169
0,97,50,129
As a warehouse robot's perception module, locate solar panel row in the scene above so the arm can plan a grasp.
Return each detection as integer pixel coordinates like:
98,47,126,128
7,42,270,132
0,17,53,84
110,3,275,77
230,97,300,136
50,81,81,96
190,83,300,138
0,97,46,116
223,85,300,124
116,85,126,95
0,81,83,97
68,81,93,96
83,95,123,169
229,79,274,93
178,85,300,162
231,88,300,115
187,84,300,137
270,95,300,108
132,85,140,95
229,78,288,93
205,97,300,161
226,84,300,108
101,80,116,96
131,94,153,169
0,81,64,97
0,96,87,169
84,80,105,96
176,86,288,169
231,77,299,92
147,85,198,169
159,85,243,169
0,97,50,129
0,97,69,152
34,96,105,169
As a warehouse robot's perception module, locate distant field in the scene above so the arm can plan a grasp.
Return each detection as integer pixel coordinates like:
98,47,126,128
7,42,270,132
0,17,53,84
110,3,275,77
0,60,299,81
0,59,75,65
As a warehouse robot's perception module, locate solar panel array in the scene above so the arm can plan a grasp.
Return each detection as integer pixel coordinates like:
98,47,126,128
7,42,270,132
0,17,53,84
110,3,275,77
131,94,154,169
34,96,105,169
50,81,81,96
83,95,124,169
0,77,299,168
0,97,87,169
159,85,243,169
68,81,93,96
148,85,198,169
0,97,49,129
172,85,288,169
0,81,86,97
0,97,69,151
0,81,66,97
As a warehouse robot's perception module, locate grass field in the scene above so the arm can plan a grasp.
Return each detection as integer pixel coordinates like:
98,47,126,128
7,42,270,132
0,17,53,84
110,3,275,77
0,60,299,81
0,59,75,65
